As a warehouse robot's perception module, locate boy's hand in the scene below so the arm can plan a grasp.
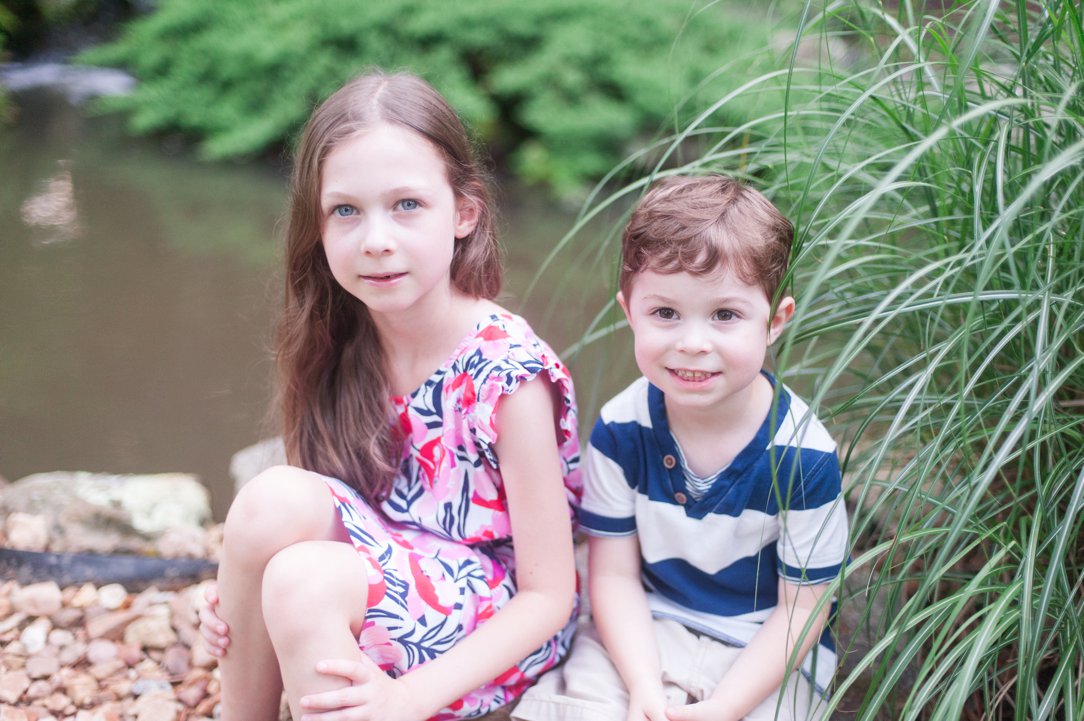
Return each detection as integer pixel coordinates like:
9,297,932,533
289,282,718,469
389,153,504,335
300,655,422,721
196,582,230,657
628,687,670,721
666,699,736,721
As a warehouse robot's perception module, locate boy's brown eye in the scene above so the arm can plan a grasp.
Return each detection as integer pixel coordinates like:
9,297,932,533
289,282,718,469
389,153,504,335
655,308,677,320
714,310,736,321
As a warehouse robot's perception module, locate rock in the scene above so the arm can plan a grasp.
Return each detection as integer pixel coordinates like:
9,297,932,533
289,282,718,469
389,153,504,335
20,618,50,653
5,512,49,551
0,471,212,555
25,678,53,700
69,583,99,608
154,526,208,559
97,584,129,611
161,644,190,677
0,669,30,704
230,437,285,494
131,678,172,697
12,582,62,616
0,63,136,104
26,653,61,679
174,670,211,708
86,639,119,665
57,638,87,665
47,628,75,647
61,670,100,707
0,706,30,721
85,610,140,640
124,616,177,650
131,690,180,721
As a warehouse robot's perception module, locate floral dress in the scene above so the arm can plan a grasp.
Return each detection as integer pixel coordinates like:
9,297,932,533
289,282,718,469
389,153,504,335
324,312,582,720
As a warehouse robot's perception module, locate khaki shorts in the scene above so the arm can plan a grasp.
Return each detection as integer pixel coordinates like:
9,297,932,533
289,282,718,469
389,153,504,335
512,618,826,721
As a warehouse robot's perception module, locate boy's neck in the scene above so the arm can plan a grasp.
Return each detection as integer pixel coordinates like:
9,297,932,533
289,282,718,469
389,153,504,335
664,372,774,476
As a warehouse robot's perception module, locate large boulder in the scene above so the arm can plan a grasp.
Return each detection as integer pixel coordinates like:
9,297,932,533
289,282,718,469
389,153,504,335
0,472,211,555
229,437,285,496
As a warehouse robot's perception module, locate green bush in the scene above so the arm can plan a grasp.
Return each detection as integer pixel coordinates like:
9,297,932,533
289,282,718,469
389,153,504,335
552,0,1084,716
79,0,788,198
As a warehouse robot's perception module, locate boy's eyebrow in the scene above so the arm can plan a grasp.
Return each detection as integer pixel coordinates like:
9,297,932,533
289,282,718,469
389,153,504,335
641,292,755,307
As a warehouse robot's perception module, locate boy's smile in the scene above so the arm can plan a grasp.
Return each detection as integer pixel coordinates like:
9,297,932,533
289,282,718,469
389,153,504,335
618,269,793,420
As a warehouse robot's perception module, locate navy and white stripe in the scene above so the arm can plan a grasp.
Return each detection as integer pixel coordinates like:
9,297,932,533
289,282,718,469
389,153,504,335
580,374,849,695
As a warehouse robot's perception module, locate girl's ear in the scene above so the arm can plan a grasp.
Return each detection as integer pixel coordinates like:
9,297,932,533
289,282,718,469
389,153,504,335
454,197,480,239
768,296,795,345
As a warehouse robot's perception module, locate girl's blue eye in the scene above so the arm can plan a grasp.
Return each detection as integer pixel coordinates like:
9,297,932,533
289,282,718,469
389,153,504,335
398,199,420,211
333,205,356,217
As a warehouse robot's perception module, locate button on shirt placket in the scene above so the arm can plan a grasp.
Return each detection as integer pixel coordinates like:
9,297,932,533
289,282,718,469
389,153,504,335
661,454,689,505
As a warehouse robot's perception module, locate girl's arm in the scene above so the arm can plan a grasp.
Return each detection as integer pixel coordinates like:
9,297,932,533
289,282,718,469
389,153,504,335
666,579,831,721
302,377,577,721
589,534,669,721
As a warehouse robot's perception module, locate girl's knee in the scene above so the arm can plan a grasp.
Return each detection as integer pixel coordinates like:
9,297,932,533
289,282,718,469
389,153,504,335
222,465,343,561
262,541,368,637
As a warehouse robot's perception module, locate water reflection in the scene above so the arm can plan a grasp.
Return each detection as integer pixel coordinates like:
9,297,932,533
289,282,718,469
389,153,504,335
0,87,632,520
20,161,82,244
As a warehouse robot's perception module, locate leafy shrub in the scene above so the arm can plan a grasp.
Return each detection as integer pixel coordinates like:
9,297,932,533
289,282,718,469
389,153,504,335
79,0,787,197
551,0,1084,716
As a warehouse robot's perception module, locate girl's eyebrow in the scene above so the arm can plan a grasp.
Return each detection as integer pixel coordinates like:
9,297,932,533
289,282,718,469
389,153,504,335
320,184,434,199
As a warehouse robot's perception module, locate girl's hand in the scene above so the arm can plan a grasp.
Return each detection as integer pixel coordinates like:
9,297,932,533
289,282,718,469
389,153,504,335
197,582,231,657
300,654,423,721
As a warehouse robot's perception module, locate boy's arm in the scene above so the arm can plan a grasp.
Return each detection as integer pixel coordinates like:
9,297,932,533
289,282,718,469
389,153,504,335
666,579,830,721
589,534,669,721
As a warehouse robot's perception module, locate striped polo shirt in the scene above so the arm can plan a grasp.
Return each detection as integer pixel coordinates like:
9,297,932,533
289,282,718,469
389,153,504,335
580,374,849,694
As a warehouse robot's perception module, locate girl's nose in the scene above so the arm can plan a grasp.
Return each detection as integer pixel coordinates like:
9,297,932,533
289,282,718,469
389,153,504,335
359,222,395,255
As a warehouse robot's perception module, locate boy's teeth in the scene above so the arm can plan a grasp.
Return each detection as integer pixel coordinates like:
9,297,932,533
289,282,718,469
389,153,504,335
675,369,711,381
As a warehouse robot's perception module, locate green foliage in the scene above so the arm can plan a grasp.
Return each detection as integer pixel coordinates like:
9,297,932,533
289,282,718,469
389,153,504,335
0,0,125,55
552,0,1084,717
78,0,788,197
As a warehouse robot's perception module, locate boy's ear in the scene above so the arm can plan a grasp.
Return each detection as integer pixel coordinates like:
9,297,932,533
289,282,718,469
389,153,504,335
768,296,795,345
616,290,632,323
454,197,480,239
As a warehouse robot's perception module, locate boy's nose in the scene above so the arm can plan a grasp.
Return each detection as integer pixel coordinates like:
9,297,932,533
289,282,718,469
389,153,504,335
676,325,711,353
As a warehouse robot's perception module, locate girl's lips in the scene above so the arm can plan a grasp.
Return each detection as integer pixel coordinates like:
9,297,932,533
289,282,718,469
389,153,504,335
362,272,406,284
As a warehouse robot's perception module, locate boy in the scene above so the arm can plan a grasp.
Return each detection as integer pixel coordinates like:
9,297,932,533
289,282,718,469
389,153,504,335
514,175,849,721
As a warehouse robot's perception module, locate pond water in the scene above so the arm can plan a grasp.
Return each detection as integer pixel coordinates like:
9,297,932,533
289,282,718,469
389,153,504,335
0,88,635,520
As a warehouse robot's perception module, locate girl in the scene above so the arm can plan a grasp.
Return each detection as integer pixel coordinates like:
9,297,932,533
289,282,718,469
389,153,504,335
198,70,582,721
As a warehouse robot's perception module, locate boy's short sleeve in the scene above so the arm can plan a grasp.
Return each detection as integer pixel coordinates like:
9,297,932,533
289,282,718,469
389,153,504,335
774,447,849,584
578,417,638,536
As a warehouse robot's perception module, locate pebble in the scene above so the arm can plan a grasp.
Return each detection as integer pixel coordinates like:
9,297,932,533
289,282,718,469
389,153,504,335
0,532,231,721
97,584,129,611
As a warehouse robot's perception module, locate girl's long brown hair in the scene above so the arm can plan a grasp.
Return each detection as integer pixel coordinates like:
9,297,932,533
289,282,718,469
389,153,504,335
278,70,501,506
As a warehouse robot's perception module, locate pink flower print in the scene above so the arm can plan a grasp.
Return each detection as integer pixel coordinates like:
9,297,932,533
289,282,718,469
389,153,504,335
448,371,477,411
360,552,388,608
408,553,458,615
358,620,403,672
416,436,446,487
477,324,510,342
470,487,506,513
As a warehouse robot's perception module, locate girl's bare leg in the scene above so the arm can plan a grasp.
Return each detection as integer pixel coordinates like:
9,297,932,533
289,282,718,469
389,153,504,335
216,466,350,721
262,540,371,720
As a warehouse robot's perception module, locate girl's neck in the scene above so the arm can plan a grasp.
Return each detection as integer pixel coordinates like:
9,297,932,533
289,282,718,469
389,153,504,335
373,291,501,396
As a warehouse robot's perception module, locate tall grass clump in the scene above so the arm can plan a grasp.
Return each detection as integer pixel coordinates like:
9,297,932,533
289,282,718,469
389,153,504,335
551,0,1083,717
